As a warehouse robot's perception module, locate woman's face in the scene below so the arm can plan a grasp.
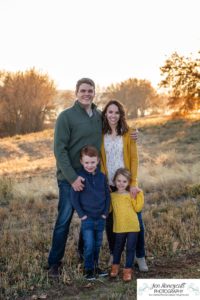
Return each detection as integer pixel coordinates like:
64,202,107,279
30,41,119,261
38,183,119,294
105,104,120,127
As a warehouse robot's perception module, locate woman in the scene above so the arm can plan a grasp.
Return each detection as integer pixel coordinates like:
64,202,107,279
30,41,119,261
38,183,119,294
100,100,148,272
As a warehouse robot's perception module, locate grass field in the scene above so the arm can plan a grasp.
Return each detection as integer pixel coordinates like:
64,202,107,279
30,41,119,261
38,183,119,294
0,114,200,299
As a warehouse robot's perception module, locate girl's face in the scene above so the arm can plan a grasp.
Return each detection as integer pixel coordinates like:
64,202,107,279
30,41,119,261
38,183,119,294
105,104,120,127
115,174,129,193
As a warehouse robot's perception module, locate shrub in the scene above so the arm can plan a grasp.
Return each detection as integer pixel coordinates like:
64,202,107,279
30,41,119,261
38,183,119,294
0,177,14,205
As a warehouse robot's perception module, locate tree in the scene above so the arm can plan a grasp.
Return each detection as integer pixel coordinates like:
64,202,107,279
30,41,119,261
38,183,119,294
0,68,56,136
159,51,200,114
100,78,157,118
59,90,74,109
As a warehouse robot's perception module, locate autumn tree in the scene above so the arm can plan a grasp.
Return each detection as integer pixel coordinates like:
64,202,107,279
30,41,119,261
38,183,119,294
59,90,74,109
159,51,200,114
100,78,157,118
0,68,56,136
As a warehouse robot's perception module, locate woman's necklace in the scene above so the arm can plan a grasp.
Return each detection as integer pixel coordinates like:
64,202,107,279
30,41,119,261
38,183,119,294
110,128,117,139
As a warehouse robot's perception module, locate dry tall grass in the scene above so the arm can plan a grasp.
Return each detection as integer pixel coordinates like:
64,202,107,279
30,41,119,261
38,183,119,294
0,116,200,299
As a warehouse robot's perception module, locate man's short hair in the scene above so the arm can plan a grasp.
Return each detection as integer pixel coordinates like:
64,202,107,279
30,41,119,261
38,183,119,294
80,145,99,159
76,78,95,93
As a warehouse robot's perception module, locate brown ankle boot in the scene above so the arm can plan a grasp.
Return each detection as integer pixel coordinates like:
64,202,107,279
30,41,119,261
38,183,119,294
110,264,120,278
123,268,133,282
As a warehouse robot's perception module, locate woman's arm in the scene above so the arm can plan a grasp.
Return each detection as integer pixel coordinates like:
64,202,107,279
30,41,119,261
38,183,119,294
129,131,139,187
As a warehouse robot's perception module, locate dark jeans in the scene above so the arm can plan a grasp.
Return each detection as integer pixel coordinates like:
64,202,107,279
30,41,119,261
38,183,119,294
48,180,74,267
136,211,145,258
106,211,146,258
113,232,138,268
105,212,115,254
81,217,105,270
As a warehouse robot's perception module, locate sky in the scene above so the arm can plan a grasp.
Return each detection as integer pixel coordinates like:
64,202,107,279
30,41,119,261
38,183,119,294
0,0,199,90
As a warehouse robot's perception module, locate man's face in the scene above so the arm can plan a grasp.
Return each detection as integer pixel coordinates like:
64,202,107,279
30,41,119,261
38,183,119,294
76,83,95,108
80,155,99,174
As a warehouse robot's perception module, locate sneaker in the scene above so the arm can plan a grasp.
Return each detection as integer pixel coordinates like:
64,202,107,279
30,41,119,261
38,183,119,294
48,264,60,278
95,267,108,277
135,257,148,272
84,270,96,281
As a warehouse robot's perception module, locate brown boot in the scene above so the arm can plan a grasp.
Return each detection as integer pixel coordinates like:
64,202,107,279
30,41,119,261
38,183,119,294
110,264,120,278
123,268,133,282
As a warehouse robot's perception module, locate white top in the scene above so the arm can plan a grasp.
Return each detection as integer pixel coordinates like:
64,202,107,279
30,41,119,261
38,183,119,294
104,134,125,185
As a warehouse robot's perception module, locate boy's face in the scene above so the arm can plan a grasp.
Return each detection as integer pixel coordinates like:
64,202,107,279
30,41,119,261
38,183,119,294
80,155,99,174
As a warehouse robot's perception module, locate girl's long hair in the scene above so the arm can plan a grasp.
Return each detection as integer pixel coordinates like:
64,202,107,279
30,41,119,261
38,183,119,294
102,100,129,135
113,168,131,191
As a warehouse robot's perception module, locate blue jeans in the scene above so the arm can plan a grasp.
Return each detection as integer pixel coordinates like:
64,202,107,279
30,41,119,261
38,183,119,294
48,180,74,267
81,217,105,270
136,212,145,258
113,232,138,268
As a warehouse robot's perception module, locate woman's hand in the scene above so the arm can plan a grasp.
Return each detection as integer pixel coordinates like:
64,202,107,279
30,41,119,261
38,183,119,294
130,186,141,199
130,128,138,141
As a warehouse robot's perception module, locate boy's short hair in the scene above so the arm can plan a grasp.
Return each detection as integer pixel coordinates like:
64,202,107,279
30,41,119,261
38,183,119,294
80,145,99,159
76,78,95,93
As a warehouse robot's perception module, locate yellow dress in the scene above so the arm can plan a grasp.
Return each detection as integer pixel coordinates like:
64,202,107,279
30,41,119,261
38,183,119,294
110,191,144,233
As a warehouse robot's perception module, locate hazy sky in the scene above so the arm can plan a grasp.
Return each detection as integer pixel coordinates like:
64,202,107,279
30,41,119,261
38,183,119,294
0,0,199,90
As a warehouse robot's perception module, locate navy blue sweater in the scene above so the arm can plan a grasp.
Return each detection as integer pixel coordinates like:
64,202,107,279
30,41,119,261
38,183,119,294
70,168,110,219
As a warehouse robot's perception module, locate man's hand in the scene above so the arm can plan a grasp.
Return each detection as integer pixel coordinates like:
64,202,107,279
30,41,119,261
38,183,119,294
130,128,138,141
71,176,85,191
130,186,141,199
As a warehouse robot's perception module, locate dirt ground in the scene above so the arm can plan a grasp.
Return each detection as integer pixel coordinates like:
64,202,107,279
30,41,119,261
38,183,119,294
19,251,200,300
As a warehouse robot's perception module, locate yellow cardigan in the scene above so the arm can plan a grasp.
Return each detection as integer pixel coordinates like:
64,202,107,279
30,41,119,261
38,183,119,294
110,191,144,233
100,129,138,186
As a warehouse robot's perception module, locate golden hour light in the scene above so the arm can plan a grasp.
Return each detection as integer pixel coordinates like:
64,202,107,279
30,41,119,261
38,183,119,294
0,0,199,90
0,0,200,299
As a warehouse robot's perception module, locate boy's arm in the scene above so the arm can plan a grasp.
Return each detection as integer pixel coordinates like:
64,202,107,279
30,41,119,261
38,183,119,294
70,188,86,219
131,191,144,212
102,176,111,217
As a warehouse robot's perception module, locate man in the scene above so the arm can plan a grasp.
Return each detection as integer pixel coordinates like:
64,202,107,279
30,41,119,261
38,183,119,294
48,78,102,276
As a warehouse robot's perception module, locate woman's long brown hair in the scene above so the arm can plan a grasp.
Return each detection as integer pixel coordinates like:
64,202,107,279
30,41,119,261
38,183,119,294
102,100,129,135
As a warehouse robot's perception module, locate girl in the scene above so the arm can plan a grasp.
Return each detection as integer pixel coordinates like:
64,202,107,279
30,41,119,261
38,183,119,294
109,168,144,282
100,100,148,272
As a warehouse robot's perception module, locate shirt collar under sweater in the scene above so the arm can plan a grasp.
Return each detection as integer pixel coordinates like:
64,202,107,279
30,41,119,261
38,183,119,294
74,100,97,113
80,167,100,177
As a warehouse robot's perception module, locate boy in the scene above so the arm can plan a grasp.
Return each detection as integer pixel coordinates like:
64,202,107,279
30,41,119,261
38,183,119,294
70,145,110,280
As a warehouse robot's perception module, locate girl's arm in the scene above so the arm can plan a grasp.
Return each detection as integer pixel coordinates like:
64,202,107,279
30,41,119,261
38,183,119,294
131,191,144,212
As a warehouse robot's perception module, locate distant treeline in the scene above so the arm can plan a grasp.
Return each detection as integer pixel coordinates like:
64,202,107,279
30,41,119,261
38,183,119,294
0,51,199,137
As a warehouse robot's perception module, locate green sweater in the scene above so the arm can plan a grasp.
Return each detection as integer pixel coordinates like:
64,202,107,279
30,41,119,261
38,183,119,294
54,100,102,183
